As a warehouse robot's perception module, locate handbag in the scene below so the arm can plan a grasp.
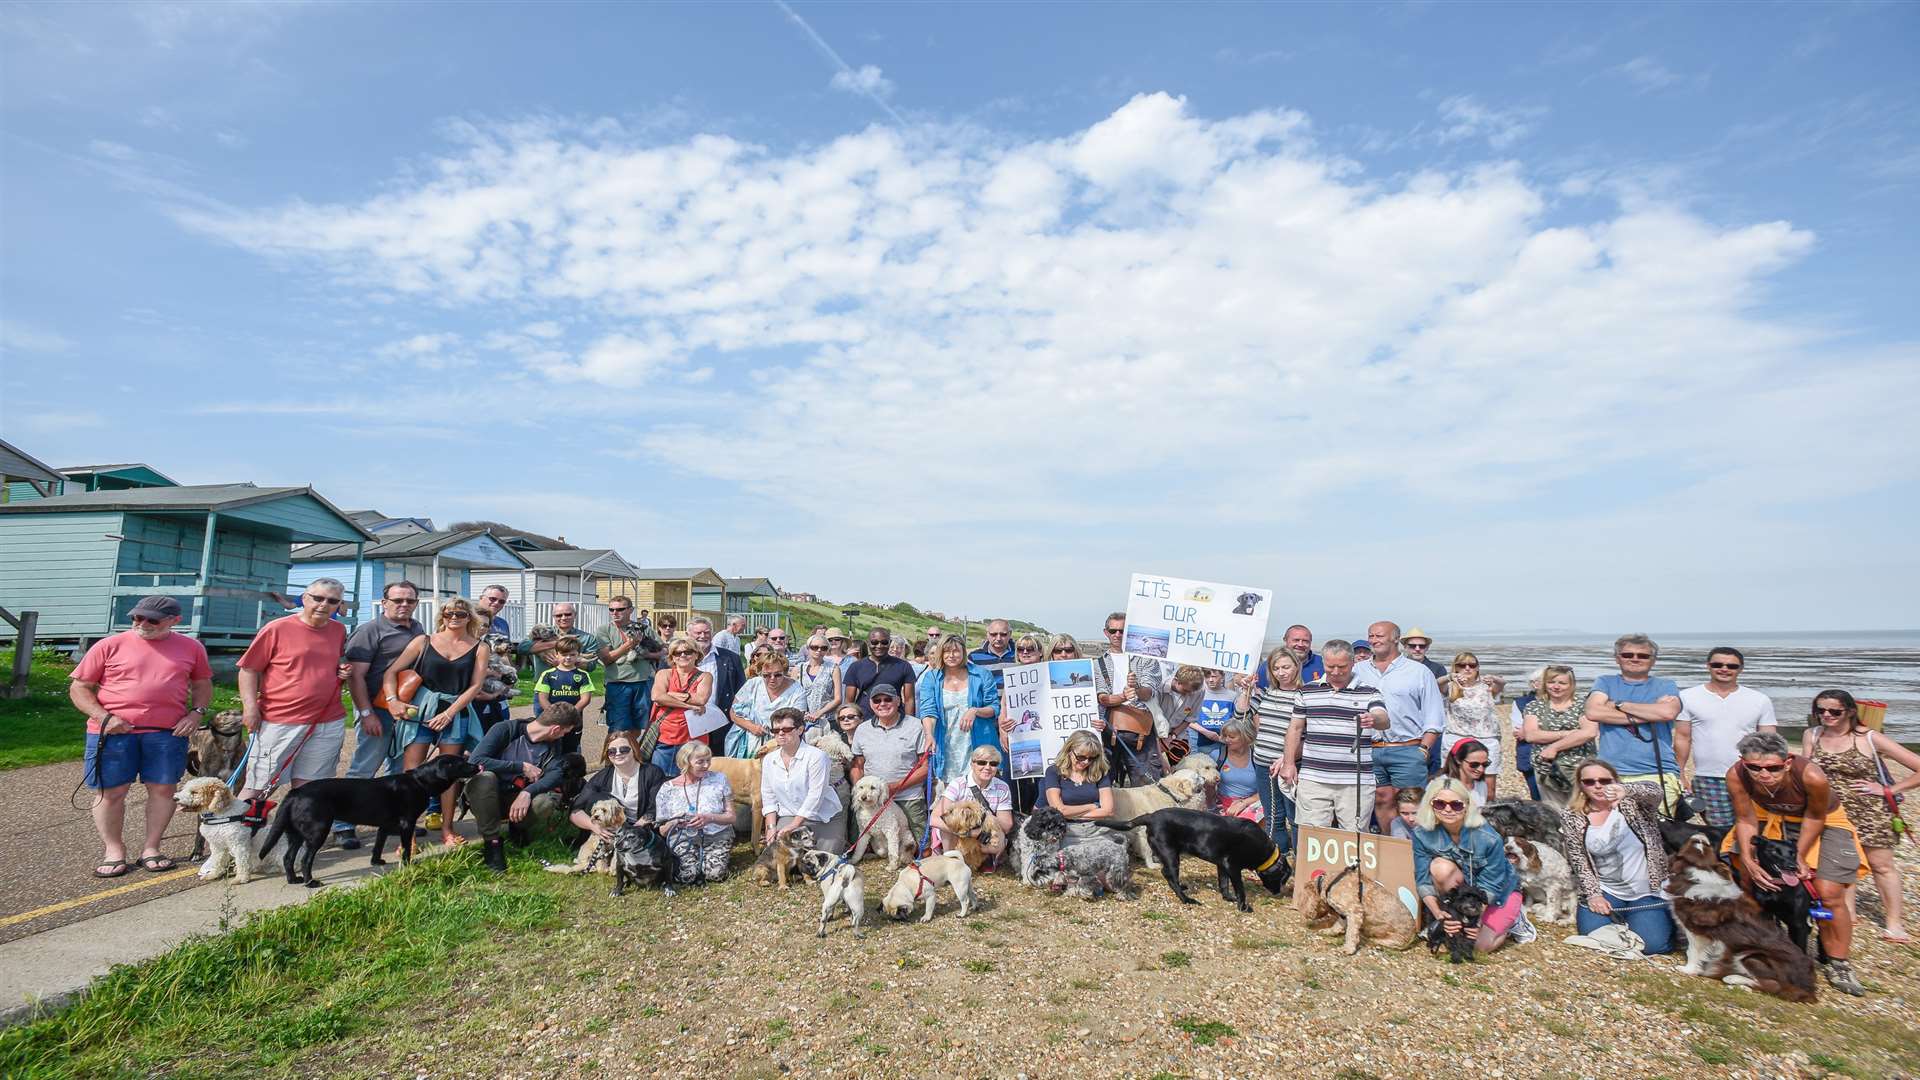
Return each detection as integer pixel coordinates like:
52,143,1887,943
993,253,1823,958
1863,732,1910,843
372,669,422,715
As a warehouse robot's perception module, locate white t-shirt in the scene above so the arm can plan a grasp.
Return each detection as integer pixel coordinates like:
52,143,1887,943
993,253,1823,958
1678,684,1777,778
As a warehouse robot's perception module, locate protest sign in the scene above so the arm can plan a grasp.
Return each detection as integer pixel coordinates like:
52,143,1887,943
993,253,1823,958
1004,659,1099,779
1292,826,1420,918
1121,572,1273,675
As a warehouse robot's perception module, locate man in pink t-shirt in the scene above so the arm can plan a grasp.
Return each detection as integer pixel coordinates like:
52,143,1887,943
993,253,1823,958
237,578,349,800
69,595,213,878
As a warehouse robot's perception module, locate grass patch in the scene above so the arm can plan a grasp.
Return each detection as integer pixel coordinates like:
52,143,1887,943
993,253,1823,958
1623,971,1916,1077
1159,950,1191,968
766,1018,790,1047
0,649,247,770
1807,1053,1856,1076
1691,1043,1734,1065
0,850,567,1078
962,959,997,974
1230,935,1292,951
1171,1015,1236,1046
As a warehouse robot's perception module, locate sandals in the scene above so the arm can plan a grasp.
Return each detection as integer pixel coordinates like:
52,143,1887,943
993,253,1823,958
1881,930,1913,945
440,834,468,848
137,854,177,872
93,860,132,878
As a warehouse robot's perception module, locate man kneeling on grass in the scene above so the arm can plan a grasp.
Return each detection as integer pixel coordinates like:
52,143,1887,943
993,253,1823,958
467,703,587,872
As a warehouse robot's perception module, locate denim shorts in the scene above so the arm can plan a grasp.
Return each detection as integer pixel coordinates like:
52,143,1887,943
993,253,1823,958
84,730,188,790
1371,743,1430,789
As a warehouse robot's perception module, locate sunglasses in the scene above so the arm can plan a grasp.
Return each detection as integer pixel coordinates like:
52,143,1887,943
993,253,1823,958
1745,762,1788,774
1016,645,1040,653
130,614,166,625
304,595,342,606
1104,627,1124,635
1455,663,1478,670
388,597,419,605
1051,649,1074,656
1072,754,1098,763
770,726,798,735
1708,661,1741,670
971,759,998,767
1462,760,1488,769
1617,652,1652,660
807,644,825,650
1431,799,1466,811
1404,642,1428,649
837,714,861,722
1579,777,1612,787
1813,706,1846,717
607,746,633,757
609,607,630,613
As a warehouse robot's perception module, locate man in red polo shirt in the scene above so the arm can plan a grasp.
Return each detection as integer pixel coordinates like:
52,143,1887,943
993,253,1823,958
237,578,349,800
70,595,213,878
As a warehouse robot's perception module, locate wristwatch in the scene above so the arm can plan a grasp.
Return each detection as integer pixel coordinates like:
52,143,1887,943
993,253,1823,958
357,708,373,719
188,706,206,716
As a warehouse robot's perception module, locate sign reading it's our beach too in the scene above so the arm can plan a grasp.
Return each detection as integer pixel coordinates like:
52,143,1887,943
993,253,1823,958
1121,572,1273,676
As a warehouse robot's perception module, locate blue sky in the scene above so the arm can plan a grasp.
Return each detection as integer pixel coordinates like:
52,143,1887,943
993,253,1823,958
3,1,1916,636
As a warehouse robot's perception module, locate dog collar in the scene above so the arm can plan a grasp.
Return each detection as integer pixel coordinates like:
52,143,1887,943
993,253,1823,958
1254,847,1281,873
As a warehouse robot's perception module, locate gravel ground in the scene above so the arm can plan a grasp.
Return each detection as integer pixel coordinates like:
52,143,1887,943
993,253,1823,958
294,837,1920,1080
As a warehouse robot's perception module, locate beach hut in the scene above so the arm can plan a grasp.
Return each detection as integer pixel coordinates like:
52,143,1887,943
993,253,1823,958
473,548,638,637
3,460,180,503
0,439,63,503
722,577,783,630
290,529,529,632
343,509,435,538
0,483,376,647
622,567,726,630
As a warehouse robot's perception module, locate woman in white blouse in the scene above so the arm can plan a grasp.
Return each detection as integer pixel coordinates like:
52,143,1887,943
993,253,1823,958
758,707,846,851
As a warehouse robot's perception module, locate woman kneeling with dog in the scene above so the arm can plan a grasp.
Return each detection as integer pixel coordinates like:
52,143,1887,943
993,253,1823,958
573,730,666,841
656,742,735,884
1560,759,1677,954
760,707,847,853
1412,778,1526,955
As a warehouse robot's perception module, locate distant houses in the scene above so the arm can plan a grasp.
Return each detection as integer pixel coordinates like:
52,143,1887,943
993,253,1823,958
0,439,792,649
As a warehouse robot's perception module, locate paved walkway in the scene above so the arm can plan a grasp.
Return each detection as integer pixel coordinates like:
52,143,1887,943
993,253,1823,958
0,701,612,1024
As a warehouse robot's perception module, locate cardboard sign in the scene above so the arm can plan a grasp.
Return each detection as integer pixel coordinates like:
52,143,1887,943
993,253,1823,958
1121,572,1273,675
1004,659,1099,779
1292,826,1420,919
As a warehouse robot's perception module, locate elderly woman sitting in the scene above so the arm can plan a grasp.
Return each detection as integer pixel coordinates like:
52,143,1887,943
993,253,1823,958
655,741,735,884
1411,777,1526,955
931,744,1015,861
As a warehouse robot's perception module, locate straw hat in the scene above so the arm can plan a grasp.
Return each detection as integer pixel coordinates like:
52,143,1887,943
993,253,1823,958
1401,626,1434,644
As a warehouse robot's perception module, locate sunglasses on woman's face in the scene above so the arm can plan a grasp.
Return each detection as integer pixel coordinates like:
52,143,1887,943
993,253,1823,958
1431,799,1465,811
1462,760,1487,770
1052,649,1073,656
607,746,632,757
1814,706,1845,717
1579,777,1611,787
1455,663,1478,670
1016,645,1040,654
1072,753,1098,763
972,759,997,768
1745,761,1788,774
770,726,798,735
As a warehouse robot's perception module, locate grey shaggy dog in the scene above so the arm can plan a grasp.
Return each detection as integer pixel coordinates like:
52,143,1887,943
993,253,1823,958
1049,833,1137,901
1012,808,1069,886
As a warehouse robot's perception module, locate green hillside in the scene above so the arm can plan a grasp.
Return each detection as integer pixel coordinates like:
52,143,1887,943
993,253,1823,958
749,596,1047,645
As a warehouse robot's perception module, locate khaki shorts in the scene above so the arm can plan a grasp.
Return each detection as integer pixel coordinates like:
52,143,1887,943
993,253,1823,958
1782,819,1864,885
245,720,345,790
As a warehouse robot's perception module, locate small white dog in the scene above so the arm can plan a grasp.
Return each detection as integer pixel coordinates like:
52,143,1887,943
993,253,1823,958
880,851,975,923
849,775,913,870
175,776,258,884
801,848,866,938
1504,835,1578,925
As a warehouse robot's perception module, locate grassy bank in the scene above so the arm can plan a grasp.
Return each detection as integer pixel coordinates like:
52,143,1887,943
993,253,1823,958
0,838,576,1080
0,650,246,771
751,596,1048,643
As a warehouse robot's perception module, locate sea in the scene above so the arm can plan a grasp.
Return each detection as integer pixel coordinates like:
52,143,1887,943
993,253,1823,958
1237,630,1920,744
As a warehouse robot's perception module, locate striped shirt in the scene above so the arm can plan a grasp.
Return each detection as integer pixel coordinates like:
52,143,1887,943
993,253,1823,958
1293,682,1386,785
1240,687,1299,765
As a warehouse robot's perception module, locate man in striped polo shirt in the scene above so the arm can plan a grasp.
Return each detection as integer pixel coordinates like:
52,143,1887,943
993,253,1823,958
1279,640,1388,832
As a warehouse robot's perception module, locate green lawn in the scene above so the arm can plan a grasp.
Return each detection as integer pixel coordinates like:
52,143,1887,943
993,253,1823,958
0,650,245,771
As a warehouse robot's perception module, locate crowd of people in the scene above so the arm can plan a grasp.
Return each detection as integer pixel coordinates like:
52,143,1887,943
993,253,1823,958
69,584,1918,994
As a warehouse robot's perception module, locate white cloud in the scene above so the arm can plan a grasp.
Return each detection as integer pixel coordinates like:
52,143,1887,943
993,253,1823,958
0,321,73,353
214,129,248,149
1434,95,1545,150
1615,56,1694,92
829,64,893,99
174,92,1918,627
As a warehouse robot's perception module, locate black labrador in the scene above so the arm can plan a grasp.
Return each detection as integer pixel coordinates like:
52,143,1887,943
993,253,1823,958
1658,816,1733,858
1749,835,1818,956
1093,807,1290,912
257,756,480,887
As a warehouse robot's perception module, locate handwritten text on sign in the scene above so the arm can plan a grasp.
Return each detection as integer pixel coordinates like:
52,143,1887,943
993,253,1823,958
1121,572,1274,675
1004,660,1098,779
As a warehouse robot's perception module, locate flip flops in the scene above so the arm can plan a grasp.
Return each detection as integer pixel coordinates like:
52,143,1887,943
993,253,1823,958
137,854,177,872
93,860,132,878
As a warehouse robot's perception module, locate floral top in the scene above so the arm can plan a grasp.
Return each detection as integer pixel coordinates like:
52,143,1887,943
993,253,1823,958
654,773,734,837
726,676,808,758
1445,680,1500,741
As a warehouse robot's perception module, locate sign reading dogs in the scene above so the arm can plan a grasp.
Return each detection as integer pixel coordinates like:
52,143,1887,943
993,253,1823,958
1294,826,1420,919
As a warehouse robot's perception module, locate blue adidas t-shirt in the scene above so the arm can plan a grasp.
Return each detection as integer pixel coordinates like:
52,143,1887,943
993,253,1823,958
1592,673,1681,776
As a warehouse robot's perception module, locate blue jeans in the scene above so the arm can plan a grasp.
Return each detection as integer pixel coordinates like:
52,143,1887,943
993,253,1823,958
1372,744,1430,789
1576,891,1677,955
604,680,649,732
1513,741,1542,800
1254,762,1295,855
335,708,405,833
652,741,683,779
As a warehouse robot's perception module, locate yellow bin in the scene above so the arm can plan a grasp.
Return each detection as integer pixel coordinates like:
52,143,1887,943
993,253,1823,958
1857,699,1887,732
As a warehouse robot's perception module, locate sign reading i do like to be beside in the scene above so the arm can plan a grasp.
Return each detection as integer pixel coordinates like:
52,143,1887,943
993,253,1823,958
1120,572,1273,676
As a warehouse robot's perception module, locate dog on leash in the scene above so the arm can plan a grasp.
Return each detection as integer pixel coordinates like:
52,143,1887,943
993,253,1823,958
1091,807,1290,912
849,776,914,870
1665,834,1817,1001
1049,832,1138,901
544,799,627,875
1504,836,1578,925
801,848,867,938
750,824,816,888
1173,753,1222,790
1423,885,1487,964
182,711,248,861
1745,835,1817,955
939,800,1003,872
1108,772,1210,869
175,776,259,883
1297,864,1418,954
257,756,481,887
881,852,976,922
709,755,768,846
1011,808,1070,886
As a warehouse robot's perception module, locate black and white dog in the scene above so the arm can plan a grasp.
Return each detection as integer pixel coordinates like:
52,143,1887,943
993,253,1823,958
612,822,677,897
1424,885,1487,964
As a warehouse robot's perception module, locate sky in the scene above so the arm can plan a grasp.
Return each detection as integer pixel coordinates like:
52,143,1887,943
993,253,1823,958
2,1,1917,638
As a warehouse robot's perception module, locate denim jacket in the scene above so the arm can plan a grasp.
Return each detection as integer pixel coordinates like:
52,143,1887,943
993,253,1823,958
1411,822,1518,905
917,663,1003,783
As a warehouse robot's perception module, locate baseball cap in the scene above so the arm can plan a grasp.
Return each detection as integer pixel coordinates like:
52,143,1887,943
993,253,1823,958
130,596,182,620
869,684,900,700
1351,636,1374,650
